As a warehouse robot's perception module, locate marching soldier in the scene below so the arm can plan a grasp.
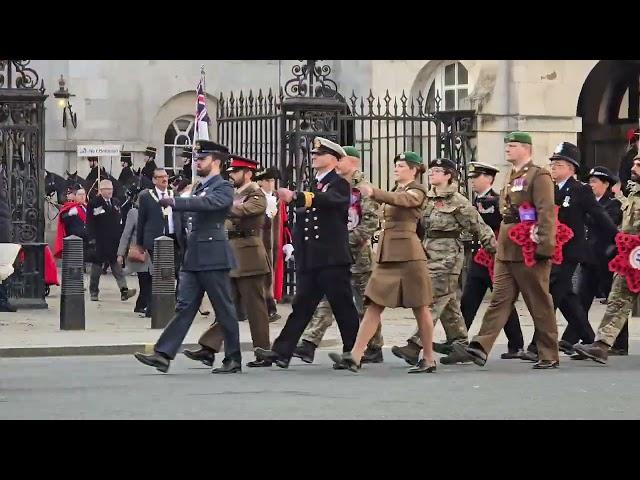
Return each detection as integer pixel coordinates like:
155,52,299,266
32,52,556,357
255,166,284,322
452,131,560,369
133,140,242,374
573,153,640,364
293,146,384,364
568,166,626,355
462,161,524,359
391,158,496,366
524,143,618,360
253,137,360,369
182,154,274,368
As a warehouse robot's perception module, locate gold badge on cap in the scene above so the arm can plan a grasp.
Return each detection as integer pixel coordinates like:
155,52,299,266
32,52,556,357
436,159,442,165
314,138,321,149
399,154,405,160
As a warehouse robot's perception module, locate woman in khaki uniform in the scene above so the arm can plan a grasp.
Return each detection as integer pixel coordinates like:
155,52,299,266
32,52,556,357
330,152,436,373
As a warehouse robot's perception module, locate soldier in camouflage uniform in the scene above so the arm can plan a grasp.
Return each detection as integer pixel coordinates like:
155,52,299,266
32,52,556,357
293,146,384,364
391,158,496,366
573,153,640,364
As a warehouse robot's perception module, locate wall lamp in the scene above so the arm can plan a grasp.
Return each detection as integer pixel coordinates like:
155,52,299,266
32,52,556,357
53,75,78,129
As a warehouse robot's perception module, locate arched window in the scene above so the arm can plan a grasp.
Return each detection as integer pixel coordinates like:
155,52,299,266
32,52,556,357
426,61,470,112
163,115,195,171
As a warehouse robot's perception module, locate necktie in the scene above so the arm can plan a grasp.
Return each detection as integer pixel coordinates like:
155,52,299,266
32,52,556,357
161,192,169,235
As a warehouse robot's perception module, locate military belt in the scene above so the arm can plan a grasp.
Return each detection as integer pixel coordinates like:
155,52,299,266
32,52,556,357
426,230,461,239
381,221,416,232
228,229,259,239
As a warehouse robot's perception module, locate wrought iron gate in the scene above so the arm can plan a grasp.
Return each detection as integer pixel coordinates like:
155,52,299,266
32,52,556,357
0,60,48,307
216,60,477,296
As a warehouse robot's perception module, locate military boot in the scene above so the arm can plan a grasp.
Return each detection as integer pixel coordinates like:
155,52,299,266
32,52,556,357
573,341,609,364
361,347,383,364
391,341,421,366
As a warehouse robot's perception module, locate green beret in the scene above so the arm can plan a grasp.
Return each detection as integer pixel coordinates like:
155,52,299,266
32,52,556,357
342,146,360,159
394,151,423,166
504,131,532,145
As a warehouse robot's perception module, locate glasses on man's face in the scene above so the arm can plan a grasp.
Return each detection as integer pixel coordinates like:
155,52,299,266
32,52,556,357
427,168,445,175
154,175,168,179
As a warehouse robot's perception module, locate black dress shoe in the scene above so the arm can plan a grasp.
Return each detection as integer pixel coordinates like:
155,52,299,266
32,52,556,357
532,360,559,369
0,303,17,313
183,347,215,367
609,348,628,356
361,347,384,364
500,349,524,359
559,340,576,356
408,359,437,373
212,359,242,374
134,352,170,373
254,347,279,362
519,350,539,362
255,348,289,368
268,313,281,323
134,307,147,314
292,340,316,364
246,359,273,367
328,352,360,373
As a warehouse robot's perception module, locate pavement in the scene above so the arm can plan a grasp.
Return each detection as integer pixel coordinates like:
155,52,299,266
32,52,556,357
1,271,640,358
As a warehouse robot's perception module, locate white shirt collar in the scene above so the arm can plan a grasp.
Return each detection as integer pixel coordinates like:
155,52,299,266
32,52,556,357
155,187,168,196
476,188,492,198
556,178,570,190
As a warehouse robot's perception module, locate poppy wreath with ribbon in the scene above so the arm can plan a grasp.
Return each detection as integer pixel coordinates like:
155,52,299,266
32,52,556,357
474,202,574,274
608,232,640,293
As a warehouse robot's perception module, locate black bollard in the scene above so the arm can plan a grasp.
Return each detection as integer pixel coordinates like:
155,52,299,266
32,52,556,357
60,235,85,330
151,236,176,329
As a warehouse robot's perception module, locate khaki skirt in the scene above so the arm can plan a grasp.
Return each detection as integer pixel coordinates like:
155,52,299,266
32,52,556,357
364,259,433,308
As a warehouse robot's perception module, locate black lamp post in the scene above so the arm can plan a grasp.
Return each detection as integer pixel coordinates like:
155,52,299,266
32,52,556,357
53,74,77,128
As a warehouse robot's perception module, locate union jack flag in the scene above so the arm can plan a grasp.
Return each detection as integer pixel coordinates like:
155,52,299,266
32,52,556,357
194,76,210,142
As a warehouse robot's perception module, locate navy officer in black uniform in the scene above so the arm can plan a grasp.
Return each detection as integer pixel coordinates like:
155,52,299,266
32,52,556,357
255,137,360,368
133,140,242,374
462,162,525,359
525,142,618,359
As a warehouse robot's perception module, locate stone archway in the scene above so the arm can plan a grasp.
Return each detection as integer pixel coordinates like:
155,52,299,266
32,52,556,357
577,60,640,173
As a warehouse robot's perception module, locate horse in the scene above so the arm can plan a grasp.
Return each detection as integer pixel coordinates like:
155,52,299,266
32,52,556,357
44,170,84,205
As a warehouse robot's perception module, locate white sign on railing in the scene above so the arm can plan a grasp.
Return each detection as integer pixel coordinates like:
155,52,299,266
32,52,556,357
77,145,122,157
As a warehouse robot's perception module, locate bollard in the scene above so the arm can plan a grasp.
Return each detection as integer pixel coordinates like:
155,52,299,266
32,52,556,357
151,236,176,329
60,235,85,330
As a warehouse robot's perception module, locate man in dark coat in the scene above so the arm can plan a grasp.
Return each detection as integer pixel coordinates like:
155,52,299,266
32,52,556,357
86,179,136,302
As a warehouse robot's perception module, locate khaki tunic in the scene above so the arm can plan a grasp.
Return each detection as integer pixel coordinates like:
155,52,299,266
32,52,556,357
365,181,432,308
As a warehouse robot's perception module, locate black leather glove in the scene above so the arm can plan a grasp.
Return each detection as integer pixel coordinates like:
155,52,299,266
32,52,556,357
534,252,552,262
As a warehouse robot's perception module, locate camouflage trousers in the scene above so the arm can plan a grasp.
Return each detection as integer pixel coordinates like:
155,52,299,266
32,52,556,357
407,273,468,347
594,274,635,347
301,270,384,349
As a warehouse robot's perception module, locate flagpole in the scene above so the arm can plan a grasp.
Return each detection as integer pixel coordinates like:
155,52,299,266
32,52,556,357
192,65,204,185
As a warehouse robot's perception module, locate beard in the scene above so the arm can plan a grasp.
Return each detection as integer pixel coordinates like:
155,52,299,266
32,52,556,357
632,172,640,183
